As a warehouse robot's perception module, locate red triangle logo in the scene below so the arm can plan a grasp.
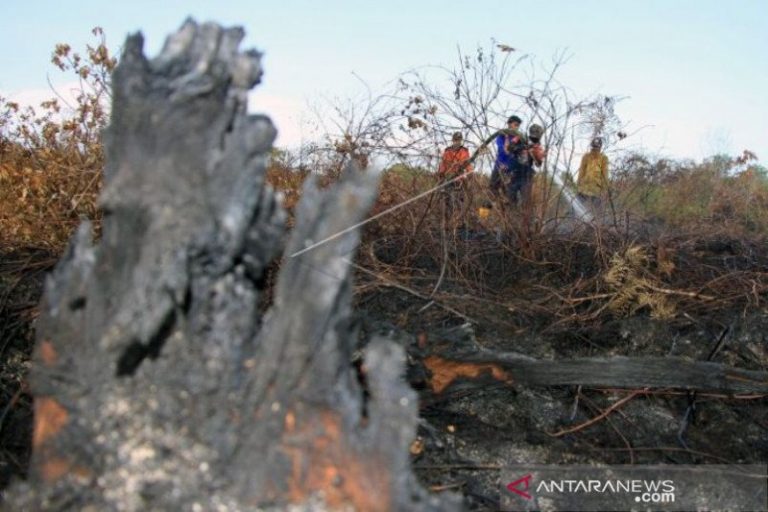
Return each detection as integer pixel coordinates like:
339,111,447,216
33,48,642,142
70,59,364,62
506,473,533,500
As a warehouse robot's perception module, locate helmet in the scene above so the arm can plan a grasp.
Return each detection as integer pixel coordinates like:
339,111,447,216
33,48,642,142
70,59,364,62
452,131,463,142
528,124,544,139
591,137,603,148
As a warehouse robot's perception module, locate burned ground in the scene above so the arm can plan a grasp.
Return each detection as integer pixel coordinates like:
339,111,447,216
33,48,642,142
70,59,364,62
2,211,768,511
0,249,52,492
355,232,768,510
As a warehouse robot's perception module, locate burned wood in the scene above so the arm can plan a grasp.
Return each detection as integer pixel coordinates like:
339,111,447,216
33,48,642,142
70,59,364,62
421,352,768,395
6,20,459,511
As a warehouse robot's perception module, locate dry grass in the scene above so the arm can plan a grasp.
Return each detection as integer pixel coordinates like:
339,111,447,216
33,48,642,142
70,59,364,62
612,152,768,236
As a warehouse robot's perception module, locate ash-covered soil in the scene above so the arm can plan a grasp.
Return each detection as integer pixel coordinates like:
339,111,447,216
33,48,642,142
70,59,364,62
2,237,767,511
359,284,768,510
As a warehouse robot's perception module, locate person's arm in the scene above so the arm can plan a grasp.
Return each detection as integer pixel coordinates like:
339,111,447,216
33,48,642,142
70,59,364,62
531,144,546,166
600,154,609,187
496,134,506,156
439,153,450,177
460,147,473,172
508,132,529,156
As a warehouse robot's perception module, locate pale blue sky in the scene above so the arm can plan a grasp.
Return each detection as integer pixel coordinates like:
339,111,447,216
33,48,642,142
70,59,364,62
1,1,766,161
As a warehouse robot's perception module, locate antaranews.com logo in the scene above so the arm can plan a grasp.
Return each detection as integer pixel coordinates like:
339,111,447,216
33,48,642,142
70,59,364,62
507,473,675,504
500,465,766,511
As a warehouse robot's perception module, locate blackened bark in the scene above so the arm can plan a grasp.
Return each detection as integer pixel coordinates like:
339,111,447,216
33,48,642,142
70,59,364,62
7,19,459,512
417,350,768,395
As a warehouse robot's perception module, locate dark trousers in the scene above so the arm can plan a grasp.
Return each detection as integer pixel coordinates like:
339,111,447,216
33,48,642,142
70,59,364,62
442,179,464,210
508,166,534,205
492,162,534,205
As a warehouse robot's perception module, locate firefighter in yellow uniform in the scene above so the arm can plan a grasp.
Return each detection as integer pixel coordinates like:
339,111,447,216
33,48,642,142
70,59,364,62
577,137,609,210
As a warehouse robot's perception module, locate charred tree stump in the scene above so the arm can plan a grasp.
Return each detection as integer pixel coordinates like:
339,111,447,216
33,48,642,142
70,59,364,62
7,20,459,511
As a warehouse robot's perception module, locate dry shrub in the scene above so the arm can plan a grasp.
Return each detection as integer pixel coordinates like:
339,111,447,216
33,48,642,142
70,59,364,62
709,167,768,232
0,28,115,252
613,151,768,236
604,246,675,320
265,151,309,216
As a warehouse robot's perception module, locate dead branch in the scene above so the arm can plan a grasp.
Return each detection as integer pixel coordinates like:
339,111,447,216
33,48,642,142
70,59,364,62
548,389,644,437
420,352,768,395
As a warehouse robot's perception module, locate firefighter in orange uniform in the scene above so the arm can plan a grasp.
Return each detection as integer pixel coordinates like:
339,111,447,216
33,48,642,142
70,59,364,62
438,132,474,215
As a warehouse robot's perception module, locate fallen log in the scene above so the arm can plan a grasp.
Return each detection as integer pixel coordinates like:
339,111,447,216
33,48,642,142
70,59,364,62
421,352,768,395
7,19,459,511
